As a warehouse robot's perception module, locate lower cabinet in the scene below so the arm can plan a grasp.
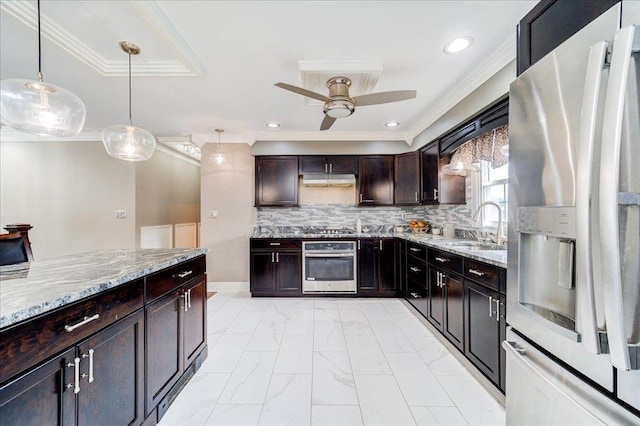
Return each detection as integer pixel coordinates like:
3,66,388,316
0,310,145,426
427,267,464,351
145,277,207,415
357,238,398,296
250,240,302,296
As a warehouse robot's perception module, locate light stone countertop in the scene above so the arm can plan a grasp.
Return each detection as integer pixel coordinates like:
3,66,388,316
251,232,507,268
0,248,208,329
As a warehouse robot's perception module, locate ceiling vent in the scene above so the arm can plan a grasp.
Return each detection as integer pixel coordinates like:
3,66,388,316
298,61,383,105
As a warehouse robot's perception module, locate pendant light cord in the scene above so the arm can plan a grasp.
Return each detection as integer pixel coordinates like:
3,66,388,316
37,0,42,81
128,52,132,126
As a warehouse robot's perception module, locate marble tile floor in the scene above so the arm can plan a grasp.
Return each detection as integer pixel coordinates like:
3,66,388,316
158,293,505,426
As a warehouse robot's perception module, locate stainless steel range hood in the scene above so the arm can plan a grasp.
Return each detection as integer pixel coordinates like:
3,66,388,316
302,173,356,187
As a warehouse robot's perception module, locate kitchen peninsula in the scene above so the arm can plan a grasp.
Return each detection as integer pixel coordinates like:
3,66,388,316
0,248,208,425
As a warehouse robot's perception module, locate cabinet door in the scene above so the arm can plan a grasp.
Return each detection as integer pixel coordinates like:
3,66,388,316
427,268,444,330
420,143,439,203
255,156,298,206
77,310,144,426
406,257,428,318
145,291,181,414
275,251,302,295
443,273,464,351
465,280,501,385
250,251,276,295
299,156,327,174
394,152,420,205
378,239,397,294
0,348,76,426
183,278,207,367
358,156,394,205
358,239,377,294
328,156,358,174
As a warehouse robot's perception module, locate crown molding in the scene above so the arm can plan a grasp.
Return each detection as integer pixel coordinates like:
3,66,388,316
0,0,205,77
0,127,103,142
407,34,516,143
253,131,411,144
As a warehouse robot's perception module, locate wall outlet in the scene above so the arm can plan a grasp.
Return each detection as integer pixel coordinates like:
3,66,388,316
269,212,275,220
401,213,407,220
115,210,127,219
208,210,218,218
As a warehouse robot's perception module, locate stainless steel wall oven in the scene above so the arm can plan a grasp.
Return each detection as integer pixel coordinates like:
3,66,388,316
302,241,357,294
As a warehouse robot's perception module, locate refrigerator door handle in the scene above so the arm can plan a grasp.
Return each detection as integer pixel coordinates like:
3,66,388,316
598,25,638,371
575,40,608,354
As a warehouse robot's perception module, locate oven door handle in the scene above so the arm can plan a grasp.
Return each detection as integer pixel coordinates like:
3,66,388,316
304,253,355,257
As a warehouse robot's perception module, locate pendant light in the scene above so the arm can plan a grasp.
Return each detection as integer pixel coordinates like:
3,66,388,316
212,129,225,165
0,0,86,136
102,41,156,161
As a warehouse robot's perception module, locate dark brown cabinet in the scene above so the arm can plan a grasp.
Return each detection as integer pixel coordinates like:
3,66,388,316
406,244,428,317
394,152,421,205
255,156,299,207
250,239,302,296
145,272,207,416
442,272,464,351
420,142,439,204
299,156,358,174
358,156,394,205
428,249,465,351
516,0,619,75
357,238,397,296
464,280,505,388
1,311,145,426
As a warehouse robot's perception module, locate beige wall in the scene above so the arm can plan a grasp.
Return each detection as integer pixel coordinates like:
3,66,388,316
200,143,255,285
135,150,201,246
0,140,136,259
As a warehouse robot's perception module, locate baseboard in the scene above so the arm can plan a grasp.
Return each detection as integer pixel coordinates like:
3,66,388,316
207,281,250,292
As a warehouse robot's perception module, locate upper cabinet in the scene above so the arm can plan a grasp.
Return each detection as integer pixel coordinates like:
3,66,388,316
516,0,619,75
420,142,439,204
359,155,394,206
255,156,299,207
299,156,358,175
394,151,421,205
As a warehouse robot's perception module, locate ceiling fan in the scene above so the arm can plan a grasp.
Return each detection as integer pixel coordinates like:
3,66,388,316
274,77,417,130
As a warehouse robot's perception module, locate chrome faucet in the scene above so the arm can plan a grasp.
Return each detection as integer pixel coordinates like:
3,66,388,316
472,201,505,245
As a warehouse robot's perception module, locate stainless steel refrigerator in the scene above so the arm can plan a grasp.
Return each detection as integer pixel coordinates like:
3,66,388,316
506,0,640,423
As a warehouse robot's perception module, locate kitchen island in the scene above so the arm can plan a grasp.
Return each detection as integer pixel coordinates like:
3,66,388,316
0,248,208,425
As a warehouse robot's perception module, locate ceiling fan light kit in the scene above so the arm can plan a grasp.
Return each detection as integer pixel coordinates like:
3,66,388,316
0,0,86,137
275,76,416,131
102,41,156,161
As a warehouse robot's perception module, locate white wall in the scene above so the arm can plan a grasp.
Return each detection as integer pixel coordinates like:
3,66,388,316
0,140,136,259
200,143,255,286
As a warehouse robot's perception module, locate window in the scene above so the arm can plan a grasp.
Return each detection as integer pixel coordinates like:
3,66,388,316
477,160,508,227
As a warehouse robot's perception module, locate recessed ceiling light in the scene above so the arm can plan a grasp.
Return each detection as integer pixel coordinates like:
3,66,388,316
443,36,474,54
385,121,400,128
266,122,280,128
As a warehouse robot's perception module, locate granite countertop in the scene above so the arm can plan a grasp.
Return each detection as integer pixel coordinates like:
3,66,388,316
0,248,208,330
252,232,507,268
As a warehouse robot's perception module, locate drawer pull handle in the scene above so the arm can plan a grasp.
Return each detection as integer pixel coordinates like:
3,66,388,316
410,247,421,252
269,242,281,246
469,269,486,277
65,314,100,333
82,349,95,383
435,257,450,263
174,270,193,278
410,266,421,273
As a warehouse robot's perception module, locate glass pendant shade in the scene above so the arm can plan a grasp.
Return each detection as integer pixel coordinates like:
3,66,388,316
213,147,225,165
102,124,156,161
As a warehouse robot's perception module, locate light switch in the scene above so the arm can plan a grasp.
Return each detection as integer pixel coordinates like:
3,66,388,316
115,210,127,219
209,210,218,218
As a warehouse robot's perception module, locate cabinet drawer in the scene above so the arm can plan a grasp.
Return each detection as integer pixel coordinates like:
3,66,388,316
406,242,427,260
465,258,500,291
428,249,463,275
250,239,301,250
0,279,143,383
146,256,206,302
406,257,427,284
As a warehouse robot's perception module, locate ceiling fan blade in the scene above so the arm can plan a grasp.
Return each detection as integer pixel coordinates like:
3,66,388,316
320,115,337,131
274,83,332,102
352,90,417,106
